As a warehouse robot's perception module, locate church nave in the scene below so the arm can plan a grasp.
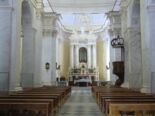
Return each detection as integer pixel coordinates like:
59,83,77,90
58,87,102,116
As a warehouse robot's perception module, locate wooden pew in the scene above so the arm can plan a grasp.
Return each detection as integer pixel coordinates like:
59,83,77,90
0,86,71,116
0,99,53,116
109,103,155,116
91,86,155,116
98,93,153,109
104,98,155,115
0,95,59,115
18,86,71,104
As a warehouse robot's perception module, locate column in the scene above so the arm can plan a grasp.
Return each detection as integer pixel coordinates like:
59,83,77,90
70,44,74,68
76,45,79,68
87,45,91,68
51,30,58,85
93,45,97,68
120,0,142,89
9,0,23,91
0,5,14,91
34,9,43,87
42,12,59,86
56,38,60,79
73,45,76,67
56,38,59,64
140,0,155,93
109,34,117,83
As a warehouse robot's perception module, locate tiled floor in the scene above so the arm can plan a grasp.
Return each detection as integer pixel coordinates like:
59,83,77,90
57,87,102,116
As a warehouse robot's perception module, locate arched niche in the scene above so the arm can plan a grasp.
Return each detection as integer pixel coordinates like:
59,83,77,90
21,0,34,87
79,47,87,63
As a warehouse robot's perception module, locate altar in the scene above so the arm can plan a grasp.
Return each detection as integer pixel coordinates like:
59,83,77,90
69,36,99,86
69,68,99,86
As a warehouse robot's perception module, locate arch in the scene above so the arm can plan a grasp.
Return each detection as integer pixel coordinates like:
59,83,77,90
79,47,87,63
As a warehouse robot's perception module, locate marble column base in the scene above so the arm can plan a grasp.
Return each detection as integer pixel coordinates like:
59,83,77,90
34,83,42,87
14,86,23,91
121,82,129,88
141,86,151,93
42,82,51,86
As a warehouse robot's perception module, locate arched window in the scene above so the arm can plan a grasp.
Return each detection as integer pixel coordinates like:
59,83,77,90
79,47,87,63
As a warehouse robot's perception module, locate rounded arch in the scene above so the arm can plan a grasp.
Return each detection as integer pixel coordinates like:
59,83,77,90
79,47,87,63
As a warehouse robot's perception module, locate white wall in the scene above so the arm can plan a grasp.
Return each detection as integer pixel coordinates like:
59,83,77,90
41,36,53,85
0,0,45,90
0,7,12,91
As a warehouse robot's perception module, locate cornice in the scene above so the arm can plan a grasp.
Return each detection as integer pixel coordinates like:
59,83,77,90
43,12,60,18
147,1,155,11
120,0,132,10
0,6,13,11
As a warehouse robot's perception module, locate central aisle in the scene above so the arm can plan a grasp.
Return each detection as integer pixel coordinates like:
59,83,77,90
58,87,102,116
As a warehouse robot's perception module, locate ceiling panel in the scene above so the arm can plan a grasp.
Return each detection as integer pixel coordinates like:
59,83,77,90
43,0,121,31
44,0,121,13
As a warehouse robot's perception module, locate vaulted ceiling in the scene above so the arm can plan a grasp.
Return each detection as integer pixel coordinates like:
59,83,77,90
43,0,121,13
43,0,121,32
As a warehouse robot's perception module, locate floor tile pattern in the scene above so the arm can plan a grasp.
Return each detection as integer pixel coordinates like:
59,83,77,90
57,87,102,116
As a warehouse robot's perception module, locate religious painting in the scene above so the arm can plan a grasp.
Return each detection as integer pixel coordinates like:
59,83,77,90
79,47,87,63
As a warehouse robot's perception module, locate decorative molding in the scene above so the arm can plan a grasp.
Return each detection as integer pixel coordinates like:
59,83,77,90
42,12,60,34
147,0,155,6
147,2,155,11
147,0,155,11
0,0,9,6
141,86,151,93
120,0,132,9
0,6,13,10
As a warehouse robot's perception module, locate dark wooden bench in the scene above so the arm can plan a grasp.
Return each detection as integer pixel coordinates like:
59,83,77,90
0,99,53,116
91,86,155,116
0,86,71,116
109,103,155,116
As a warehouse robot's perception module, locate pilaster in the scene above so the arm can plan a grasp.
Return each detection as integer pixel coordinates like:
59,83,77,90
42,12,59,85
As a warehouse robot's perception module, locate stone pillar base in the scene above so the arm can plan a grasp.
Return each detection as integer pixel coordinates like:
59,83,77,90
34,83,42,87
42,82,51,86
121,82,129,88
51,81,57,86
141,86,151,93
14,86,23,91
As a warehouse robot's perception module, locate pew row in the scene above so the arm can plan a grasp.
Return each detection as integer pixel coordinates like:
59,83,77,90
0,86,71,116
92,86,155,116
109,103,155,116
